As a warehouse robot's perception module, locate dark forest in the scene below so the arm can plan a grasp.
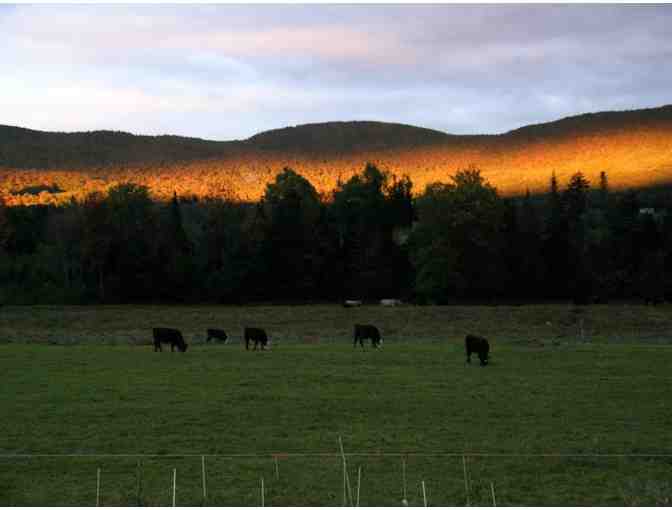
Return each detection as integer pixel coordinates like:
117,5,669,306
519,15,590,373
0,164,670,305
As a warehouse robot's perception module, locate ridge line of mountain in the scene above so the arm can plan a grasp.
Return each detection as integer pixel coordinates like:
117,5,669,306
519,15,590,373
2,103,671,143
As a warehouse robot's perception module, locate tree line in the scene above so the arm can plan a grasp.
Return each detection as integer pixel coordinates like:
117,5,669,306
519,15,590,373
0,164,670,305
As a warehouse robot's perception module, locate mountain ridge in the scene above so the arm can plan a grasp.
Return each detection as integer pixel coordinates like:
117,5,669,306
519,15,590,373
5,102,672,142
2,104,672,205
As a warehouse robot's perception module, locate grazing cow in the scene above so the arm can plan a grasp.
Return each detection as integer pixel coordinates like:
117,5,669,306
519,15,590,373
465,334,489,366
354,324,382,348
153,328,188,352
244,327,269,350
206,328,228,343
343,300,363,308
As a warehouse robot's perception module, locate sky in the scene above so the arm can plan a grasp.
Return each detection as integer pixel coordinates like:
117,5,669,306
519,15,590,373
2,4,672,140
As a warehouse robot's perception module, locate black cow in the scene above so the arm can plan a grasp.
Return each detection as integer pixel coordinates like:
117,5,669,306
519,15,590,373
465,334,489,366
354,324,382,348
244,327,269,350
206,328,228,343
153,328,188,352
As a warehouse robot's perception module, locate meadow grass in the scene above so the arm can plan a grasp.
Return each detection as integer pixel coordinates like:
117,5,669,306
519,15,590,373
1,302,671,346
0,304,671,505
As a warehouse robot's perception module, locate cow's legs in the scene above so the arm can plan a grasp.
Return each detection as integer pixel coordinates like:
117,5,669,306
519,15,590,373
466,349,471,363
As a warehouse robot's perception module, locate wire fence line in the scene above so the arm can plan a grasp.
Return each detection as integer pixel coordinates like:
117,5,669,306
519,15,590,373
2,451,672,458
4,450,671,506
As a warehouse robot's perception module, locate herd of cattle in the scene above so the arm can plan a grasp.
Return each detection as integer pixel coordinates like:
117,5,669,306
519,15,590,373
152,326,491,365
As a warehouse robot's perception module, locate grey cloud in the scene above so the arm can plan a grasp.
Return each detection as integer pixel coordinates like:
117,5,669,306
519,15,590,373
1,5,671,139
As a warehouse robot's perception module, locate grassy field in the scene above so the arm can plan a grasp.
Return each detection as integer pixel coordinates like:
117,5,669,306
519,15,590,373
1,304,671,505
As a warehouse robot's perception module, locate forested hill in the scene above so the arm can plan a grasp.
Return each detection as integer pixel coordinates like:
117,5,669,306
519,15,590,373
0,125,234,169
2,104,672,205
245,121,462,153
0,121,456,169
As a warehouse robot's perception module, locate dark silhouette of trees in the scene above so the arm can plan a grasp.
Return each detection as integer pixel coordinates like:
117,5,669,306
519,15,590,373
44,200,84,297
261,167,323,300
202,199,257,303
542,172,571,298
80,192,113,301
0,167,670,305
105,184,156,301
155,192,193,301
410,167,504,303
331,163,407,299
518,190,546,298
598,171,609,209
563,173,592,303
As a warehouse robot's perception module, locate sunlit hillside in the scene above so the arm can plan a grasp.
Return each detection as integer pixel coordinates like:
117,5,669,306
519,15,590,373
2,105,672,205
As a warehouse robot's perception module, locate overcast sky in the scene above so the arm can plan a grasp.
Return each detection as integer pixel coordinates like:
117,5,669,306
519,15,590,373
2,4,671,140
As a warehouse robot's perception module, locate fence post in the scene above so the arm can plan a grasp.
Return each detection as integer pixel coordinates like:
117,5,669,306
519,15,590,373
172,468,176,507
136,460,142,506
202,455,207,504
402,456,408,505
343,463,347,507
422,480,427,507
462,456,470,507
96,468,101,507
261,477,265,507
491,482,497,507
356,466,361,507
338,436,354,506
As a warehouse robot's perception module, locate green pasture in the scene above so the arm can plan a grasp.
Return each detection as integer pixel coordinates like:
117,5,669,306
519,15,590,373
0,304,671,505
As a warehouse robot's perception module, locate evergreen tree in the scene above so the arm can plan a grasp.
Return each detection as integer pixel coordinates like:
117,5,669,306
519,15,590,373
203,198,252,303
104,183,157,301
542,173,570,298
168,192,190,252
598,171,609,209
563,172,591,225
610,190,641,296
157,192,193,301
500,197,523,297
563,172,592,303
80,192,113,301
518,189,546,299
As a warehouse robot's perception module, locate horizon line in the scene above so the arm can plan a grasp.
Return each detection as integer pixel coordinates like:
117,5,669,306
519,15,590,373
3,103,671,143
